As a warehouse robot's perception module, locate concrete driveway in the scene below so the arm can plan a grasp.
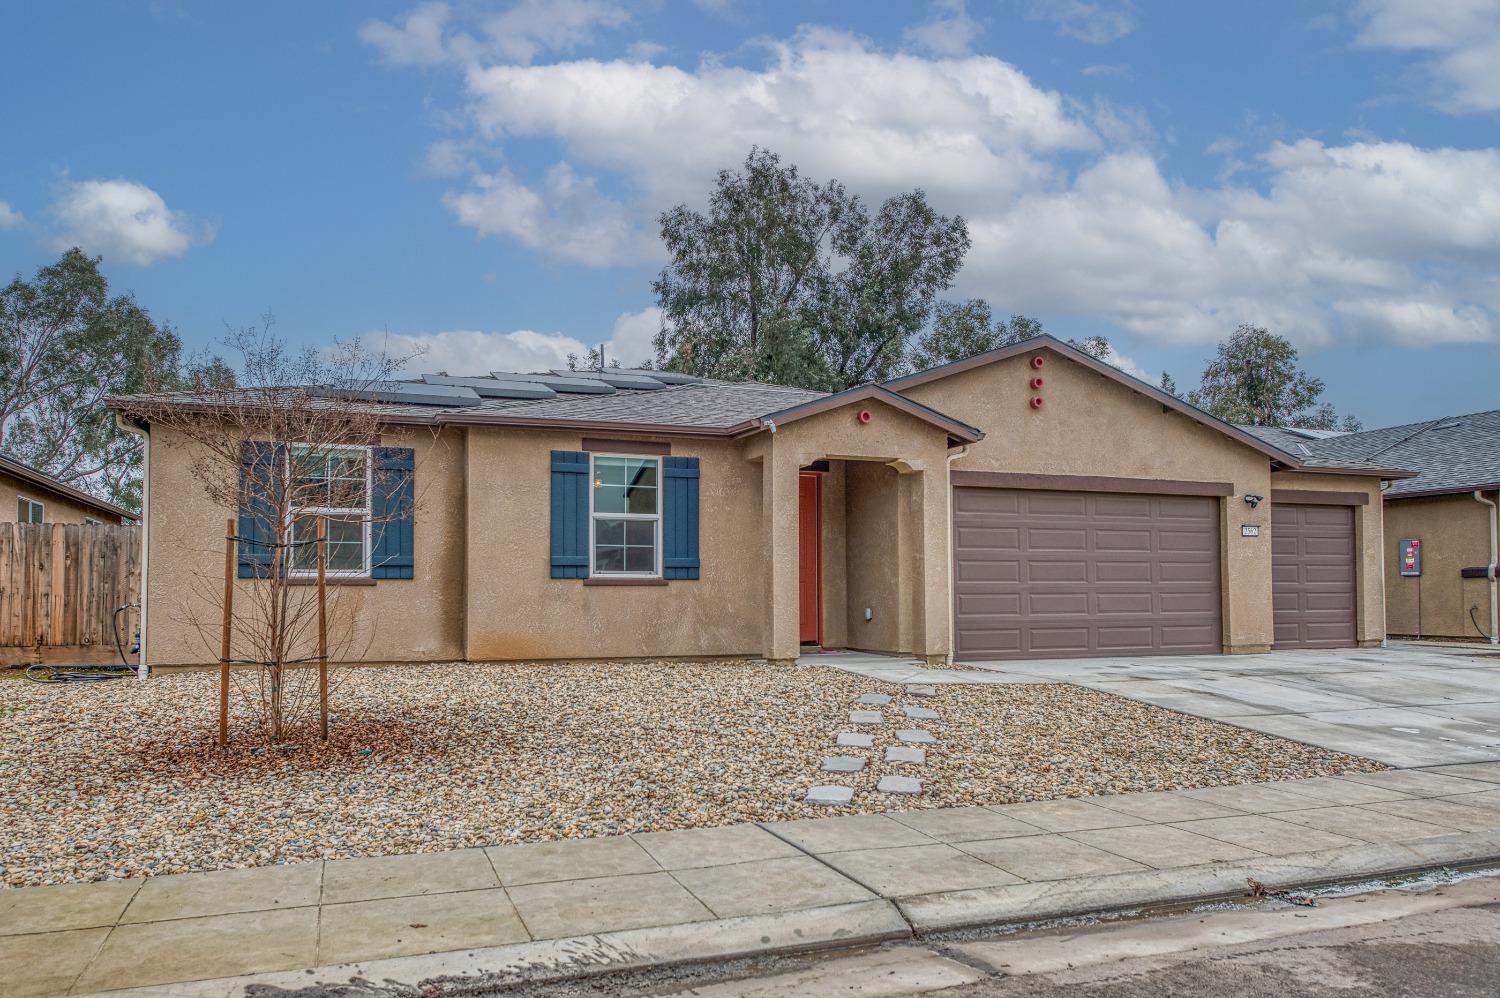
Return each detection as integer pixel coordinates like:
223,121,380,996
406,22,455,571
811,644,1500,768
981,644,1500,769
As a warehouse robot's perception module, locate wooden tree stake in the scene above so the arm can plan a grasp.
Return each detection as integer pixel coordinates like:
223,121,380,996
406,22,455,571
317,514,329,741
219,517,234,747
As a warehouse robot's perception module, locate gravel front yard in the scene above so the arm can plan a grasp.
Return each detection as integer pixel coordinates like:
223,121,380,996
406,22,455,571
0,661,1382,887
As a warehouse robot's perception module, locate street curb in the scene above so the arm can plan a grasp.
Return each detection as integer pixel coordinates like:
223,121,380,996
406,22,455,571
71,898,912,997
71,832,1500,997
898,828,1500,935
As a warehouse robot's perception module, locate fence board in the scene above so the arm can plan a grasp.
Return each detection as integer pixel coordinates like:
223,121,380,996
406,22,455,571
0,523,141,651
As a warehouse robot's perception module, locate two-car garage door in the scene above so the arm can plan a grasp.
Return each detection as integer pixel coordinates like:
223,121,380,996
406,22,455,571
953,488,1222,660
952,487,1360,660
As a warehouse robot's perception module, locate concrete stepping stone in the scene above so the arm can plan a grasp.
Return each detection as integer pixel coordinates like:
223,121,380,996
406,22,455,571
903,706,940,720
837,732,874,748
897,729,937,744
856,693,892,706
885,746,926,765
805,785,854,806
906,685,937,697
849,710,883,725
822,756,866,773
877,775,922,795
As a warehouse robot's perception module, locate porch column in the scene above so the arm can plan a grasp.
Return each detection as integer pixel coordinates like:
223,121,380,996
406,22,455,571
762,442,802,664
897,464,952,666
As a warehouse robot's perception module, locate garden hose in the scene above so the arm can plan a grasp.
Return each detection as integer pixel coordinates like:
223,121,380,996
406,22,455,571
22,602,140,684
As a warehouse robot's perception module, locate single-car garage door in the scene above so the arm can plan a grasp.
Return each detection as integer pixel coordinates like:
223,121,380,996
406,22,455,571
953,488,1222,660
1272,504,1356,648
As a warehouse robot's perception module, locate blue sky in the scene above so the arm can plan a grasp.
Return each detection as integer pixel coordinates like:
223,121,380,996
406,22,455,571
2,0,1497,425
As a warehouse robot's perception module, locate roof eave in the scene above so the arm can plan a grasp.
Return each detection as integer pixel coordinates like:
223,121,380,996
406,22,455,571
0,456,138,521
730,383,984,445
886,335,1398,474
1386,480,1500,500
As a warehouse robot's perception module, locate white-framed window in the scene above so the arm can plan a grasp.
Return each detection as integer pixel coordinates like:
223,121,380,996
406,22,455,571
589,454,661,577
17,496,43,524
286,444,371,577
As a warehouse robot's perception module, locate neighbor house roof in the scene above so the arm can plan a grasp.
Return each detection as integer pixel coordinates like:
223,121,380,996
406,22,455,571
0,453,137,521
887,334,1415,480
1243,410,1500,499
112,368,983,444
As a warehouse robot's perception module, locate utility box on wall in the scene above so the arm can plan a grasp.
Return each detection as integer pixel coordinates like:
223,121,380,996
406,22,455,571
1399,537,1422,577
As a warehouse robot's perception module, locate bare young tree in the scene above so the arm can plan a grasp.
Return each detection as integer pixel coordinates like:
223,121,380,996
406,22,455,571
114,317,428,744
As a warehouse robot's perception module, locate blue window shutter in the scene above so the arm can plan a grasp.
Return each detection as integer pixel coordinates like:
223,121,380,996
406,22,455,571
663,456,700,580
371,447,415,579
551,450,590,578
237,441,284,579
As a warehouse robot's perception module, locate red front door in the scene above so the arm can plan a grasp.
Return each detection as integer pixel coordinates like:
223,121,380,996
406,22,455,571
798,473,822,645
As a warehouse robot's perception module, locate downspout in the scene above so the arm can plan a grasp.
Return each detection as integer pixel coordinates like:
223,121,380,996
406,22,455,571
944,445,969,666
1476,490,1499,645
116,415,150,679
1379,480,1391,648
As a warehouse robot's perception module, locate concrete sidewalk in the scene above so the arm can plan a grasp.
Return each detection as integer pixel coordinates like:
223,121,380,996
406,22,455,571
7,762,1500,997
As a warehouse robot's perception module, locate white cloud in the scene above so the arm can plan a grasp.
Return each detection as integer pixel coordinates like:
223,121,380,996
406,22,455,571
482,0,630,64
359,1,452,67
375,305,662,376
50,178,209,266
360,0,631,68
442,163,654,267
904,0,982,56
1353,0,1500,112
967,141,1500,346
1025,0,1135,45
0,201,23,229
369,10,1499,350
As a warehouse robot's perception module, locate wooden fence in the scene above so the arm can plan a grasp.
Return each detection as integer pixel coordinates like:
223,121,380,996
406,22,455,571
0,522,141,656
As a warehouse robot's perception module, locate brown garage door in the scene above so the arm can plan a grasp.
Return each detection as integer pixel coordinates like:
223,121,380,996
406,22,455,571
953,488,1222,660
1272,504,1356,648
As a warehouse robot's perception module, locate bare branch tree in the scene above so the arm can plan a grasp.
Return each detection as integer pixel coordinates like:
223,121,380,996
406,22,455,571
114,316,430,743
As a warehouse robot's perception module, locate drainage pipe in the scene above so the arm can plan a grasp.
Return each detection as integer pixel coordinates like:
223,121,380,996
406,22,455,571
944,445,969,667
115,415,151,679
1476,490,1499,645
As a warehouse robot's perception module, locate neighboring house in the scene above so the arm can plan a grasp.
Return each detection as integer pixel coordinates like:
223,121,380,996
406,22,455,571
0,453,137,526
1248,412,1500,643
114,335,1411,669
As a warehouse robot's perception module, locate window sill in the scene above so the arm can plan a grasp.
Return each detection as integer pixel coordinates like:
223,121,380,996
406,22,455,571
583,577,668,587
286,576,377,587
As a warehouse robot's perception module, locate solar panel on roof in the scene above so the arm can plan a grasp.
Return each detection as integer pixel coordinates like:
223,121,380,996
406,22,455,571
608,367,702,385
421,374,557,399
491,372,617,395
548,369,666,390
315,381,484,406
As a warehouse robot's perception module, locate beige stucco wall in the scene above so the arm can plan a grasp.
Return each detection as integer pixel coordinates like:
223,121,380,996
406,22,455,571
145,424,468,667
817,461,850,649
464,428,769,661
1384,492,1497,640
1270,470,1387,646
901,347,1279,652
0,470,126,525
747,397,955,663
843,461,902,654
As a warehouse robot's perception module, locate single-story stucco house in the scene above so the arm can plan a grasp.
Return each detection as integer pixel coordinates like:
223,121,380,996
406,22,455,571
0,452,137,526
115,335,1416,670
1248,410,1499,644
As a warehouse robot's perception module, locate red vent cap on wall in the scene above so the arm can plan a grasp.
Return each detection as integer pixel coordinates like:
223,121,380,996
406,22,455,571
1030,355,1045,369
1030,376,1044,389
1030,396,1045,409
857,409,873,424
